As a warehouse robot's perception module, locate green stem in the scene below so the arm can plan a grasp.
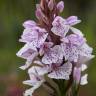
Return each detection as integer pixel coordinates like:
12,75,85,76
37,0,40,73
71,82,80,96
44,82,58,96
58,80,66,96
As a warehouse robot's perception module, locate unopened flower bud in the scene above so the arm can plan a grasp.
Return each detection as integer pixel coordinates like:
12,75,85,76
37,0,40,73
73,67,81,84
57,1,64,13
48,0,54,11
35,8,44,20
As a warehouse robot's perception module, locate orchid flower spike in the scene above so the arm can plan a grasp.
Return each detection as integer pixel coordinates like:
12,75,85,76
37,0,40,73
17,0,94,96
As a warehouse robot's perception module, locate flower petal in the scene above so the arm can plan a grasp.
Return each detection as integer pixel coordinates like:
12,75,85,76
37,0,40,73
66,34,86,46
79,43,94,59
28,66,49,76
70,27,84,37
66,16,81,26
16,44,37,59
42,45,63,64
51,16,69,37
23,20,36,28
39,42,53,56
23,80,36,86
24,80,44,96
80,74,88,85
81,64,87,71
61,43,78,62
48,62,72,80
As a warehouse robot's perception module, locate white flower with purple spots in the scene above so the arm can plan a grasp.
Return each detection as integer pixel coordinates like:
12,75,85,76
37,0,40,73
51,16,69,37
61,34,93,62
16,43,38,70
16,0,94,95
48,62,72,80
23,71,45,96
19,26,48,48
51,16,82,37
39,42,53,56
32,60,72,80
42,45,63,64
23,20,36,28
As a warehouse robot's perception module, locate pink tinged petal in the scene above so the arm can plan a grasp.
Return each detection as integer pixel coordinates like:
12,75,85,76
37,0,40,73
66,16,81,26
31,27,48,48
78,43,94,63
19,52,38,70
19,28,38,44
51,45,63,60
16,44,37,59
48,62,72,80
70,27,84,37
48,0,54,11
23,73,45,96
73,67,81,84
78,54,94,64
23,74,45,86
17,44,38,70
34,26,47,33
16,44,35,59
52,16,65,26
81,64,87,71
44,42,53,48
24,87,34,96
80,74,88,85
68,46,78,62
39,42,53,56
23,20,36,28
29,74,40,82
23,80,36,86
37,32,48,48
60,37,69,43
28,71,45,85
57,1,64,13
51,16,69,37
66,34,86,46
20,27,48,48
42,51,53,64
28,66,48,76
19,60,32,70
42,45,63,64
24,80,44,96
79,43,94,60
61,43,78,62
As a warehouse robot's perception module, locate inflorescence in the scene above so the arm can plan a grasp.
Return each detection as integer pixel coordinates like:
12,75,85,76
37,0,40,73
16,0,94,96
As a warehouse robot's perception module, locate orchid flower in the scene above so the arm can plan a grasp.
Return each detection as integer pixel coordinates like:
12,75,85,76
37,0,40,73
51,16,81,37
17,0,94,96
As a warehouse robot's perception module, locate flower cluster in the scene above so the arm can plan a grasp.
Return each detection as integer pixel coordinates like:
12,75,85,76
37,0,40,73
17,0,94,96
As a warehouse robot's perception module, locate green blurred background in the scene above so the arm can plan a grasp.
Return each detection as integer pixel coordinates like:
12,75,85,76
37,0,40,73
0,0,96,96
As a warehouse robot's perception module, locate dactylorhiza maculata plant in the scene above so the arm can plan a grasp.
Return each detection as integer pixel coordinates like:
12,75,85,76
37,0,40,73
16,0,94,96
